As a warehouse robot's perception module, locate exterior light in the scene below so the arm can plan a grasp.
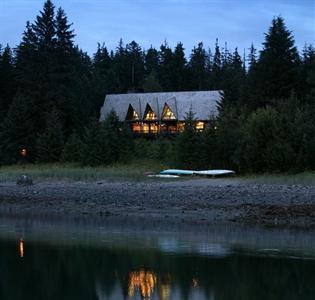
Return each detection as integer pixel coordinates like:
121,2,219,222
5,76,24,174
19,148,28,157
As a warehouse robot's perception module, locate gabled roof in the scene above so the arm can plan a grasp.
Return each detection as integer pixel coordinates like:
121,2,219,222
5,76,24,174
143,103,157,120
161,103,176,120
125,104,140,120
100,90,222,122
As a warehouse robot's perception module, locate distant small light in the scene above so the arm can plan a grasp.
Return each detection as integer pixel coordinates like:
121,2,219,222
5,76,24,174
19,239,24,258
214,126,217,130
19,148,28,157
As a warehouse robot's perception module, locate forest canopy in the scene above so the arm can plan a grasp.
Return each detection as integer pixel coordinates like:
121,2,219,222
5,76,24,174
0,0,314,173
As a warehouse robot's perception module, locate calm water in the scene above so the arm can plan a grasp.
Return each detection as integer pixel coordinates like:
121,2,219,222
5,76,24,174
0,217,315,300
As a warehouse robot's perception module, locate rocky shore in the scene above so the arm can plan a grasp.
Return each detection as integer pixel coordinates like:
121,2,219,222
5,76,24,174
1,178,315,228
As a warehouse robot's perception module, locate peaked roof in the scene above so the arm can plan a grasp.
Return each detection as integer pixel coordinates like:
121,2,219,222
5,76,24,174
100,90,222,121
143,103,157,120
162,103,176,120
125,104,140,120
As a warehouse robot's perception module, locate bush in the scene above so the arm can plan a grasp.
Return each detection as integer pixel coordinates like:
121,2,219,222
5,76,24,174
36,110,65,162
175,109,200,169
80,111,134,166
238,107,295,172
62,132,84,163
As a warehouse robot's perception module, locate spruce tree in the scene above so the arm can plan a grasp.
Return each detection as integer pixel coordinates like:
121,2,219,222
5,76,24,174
254,16,300,104
143,70,162,92
145,46,160,75
0,45,16,120
126,41,145,91
175,109,199,169
36,109,65,162
172,42,187,91
0,94,36,164
62,132,84,163
159,42,174,91
211,39,222,89
189,42,208,90
219,48,245,113
299,44,315,101
33,0,56,48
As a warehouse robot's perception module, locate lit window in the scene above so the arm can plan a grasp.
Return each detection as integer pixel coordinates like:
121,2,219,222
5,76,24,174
178,122,185,132
196,122,204,130
131,123,142,133
144,104,157,120
126,104,140,121
161,103,176,120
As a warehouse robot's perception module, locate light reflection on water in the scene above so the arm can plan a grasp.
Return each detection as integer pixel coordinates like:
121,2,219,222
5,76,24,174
1,217,315,299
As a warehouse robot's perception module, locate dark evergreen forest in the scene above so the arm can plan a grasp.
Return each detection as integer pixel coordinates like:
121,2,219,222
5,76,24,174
0,0,314,172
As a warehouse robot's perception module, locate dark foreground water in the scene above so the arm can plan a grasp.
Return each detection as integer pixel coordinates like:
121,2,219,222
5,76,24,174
0,217,315,300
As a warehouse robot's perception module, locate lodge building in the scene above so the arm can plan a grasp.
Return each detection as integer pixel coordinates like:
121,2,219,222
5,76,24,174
99,90,221,135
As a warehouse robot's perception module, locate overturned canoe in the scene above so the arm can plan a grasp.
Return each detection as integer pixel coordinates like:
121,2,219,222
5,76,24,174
159,169,195,176
147,174,180,178
194,170,235,176
160,169,235,177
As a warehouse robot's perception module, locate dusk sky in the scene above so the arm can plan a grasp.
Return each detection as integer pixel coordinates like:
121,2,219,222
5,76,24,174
0,0,314,57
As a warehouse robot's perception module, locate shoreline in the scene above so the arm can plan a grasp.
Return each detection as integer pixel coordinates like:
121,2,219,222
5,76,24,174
1,178,315,228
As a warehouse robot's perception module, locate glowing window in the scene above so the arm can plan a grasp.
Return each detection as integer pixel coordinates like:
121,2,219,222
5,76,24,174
178,122,185,132
131,123,142,133
161,103,176,120
196,121,205,130
126,104,140,121
144,104,157,120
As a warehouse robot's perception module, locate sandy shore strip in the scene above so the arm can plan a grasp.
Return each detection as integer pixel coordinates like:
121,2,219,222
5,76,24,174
1,178,315,228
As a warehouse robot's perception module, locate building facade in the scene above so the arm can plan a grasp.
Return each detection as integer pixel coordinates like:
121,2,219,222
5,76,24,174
100,91,222,135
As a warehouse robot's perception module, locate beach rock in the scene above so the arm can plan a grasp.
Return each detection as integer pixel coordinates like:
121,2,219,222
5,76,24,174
16,175,33,186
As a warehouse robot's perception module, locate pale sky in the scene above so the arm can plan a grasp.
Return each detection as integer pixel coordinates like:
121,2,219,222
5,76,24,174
0,0,314,57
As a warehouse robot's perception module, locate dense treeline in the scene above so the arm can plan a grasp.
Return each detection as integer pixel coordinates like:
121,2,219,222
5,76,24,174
0,0,314,172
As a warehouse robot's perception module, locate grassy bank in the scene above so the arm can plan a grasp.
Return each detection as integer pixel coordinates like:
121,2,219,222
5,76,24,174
0,160,169,182
1,162,315,185
245,172,315,186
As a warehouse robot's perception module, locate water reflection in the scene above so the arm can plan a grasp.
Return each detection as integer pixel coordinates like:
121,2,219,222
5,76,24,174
128,270,156,298
3,237,314,300
19,239,24,258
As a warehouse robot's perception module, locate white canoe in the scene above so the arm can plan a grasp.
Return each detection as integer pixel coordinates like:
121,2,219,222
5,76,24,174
160,169,235,177
194,170,235,176
160,169,195,175
147,174,180,178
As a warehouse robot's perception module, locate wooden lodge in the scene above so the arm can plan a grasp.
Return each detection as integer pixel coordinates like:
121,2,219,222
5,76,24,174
99,91,221,135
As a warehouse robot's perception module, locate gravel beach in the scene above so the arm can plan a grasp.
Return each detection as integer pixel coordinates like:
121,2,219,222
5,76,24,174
1,178,315,228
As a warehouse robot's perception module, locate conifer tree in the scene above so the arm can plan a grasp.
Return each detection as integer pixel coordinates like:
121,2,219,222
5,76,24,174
36,109,65,162
211,39,222,89
219,48,245,112
159,42,174,91
299,44,315,101
172,42,187,91
0,45,16,120
0,94,36,164
62,131,84,163
145,46,160,75
254,16,300,104
33,0,56,48
175,109,199,169
143,70,162,92
189,42,208,90
126,41,145,91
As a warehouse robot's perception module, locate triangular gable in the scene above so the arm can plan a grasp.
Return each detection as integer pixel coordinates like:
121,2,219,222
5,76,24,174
143,104,157,120
161,103,176,120
125,104,140,121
